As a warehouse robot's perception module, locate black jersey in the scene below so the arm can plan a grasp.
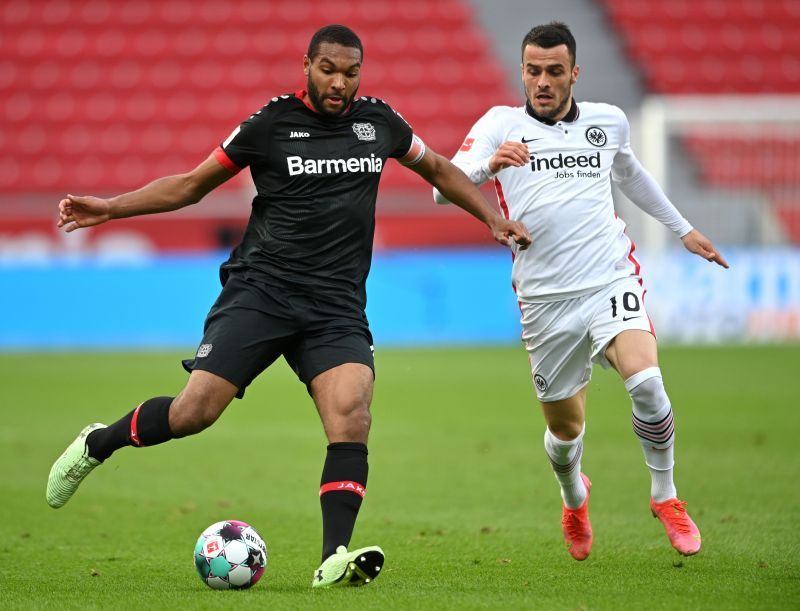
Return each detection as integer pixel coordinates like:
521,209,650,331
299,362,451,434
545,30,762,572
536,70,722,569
214,91,414,309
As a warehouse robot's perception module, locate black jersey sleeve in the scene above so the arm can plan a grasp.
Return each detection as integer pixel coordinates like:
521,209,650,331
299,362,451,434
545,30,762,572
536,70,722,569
382,103,415,159
217,107,272,170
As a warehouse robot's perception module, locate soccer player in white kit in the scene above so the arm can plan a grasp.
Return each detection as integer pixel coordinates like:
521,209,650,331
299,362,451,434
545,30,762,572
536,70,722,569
434,22,728,560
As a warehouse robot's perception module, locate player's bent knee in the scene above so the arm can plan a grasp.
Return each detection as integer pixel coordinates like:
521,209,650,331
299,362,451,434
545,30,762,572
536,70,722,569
625,367,668,415
169,374,237,436
342,403,372,435
169,397,222,435
326,404,372,442
547,420,584,441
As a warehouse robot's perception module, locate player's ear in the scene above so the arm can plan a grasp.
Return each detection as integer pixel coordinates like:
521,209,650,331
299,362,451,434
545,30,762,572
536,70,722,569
571,64,580,85
303,55,311,76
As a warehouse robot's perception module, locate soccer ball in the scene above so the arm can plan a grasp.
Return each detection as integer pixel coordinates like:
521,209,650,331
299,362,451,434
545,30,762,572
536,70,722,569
194,520,268,590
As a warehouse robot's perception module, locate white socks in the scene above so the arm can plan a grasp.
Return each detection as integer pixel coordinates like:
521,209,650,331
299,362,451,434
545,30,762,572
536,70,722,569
544,425,587,509
625,367,677,503
543,367,680,506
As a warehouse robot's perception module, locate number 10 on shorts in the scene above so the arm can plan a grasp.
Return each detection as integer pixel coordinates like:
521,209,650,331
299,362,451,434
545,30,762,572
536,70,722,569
610,290,641,322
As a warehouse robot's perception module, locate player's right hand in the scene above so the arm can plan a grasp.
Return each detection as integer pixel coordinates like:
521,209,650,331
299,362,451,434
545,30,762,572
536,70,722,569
57,194,112,232
488,141,531,173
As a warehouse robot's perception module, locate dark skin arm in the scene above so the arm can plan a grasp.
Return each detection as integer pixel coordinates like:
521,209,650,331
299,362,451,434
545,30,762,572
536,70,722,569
405,147,531,249
58,147,533,251
57,154,235,232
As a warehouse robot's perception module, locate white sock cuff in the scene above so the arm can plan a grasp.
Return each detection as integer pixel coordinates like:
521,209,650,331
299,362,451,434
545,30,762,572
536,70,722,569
544,423,585,449
624,366,662,392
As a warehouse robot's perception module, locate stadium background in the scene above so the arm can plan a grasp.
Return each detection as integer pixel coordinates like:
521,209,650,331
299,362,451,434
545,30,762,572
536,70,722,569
2,2,799,608
2,0,798,349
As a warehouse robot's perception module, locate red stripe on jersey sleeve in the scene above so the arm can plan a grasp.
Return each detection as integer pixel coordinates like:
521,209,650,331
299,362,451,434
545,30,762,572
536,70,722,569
493,177,517,281
493,177,510,219
213,146,242,174
398,134,426,165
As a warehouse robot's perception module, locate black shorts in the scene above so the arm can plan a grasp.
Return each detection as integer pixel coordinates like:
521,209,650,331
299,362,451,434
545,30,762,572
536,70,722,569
182,269,374,399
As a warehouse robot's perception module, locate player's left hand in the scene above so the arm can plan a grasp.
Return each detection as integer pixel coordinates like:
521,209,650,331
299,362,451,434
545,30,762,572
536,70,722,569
490,218,531,250
681,229,729,268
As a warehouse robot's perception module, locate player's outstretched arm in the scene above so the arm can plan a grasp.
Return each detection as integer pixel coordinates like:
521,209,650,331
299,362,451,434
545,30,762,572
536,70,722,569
681,229,729,268
408,147,531,249
57,154,236,233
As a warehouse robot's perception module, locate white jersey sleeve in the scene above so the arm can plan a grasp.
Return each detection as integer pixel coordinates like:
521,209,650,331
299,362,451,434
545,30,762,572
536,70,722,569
611,114,693,237
432,102,682,301
433,107,505,204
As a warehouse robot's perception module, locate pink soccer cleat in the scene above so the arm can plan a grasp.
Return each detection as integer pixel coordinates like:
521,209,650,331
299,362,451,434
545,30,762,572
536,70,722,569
650,497,702,556
561,473,593,561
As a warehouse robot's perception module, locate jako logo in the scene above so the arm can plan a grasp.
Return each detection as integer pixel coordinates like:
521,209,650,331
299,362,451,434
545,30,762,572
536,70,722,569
530,152,600,172
290,131,310,138
287,154,383,176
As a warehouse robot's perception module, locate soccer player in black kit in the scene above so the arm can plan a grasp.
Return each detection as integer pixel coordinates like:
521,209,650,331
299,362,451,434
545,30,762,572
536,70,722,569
47,25,531,588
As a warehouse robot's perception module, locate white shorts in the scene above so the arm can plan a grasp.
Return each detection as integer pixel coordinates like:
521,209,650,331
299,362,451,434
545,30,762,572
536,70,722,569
520,276,654,402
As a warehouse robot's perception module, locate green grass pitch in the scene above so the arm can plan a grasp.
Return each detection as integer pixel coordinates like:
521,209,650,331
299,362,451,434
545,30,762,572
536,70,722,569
2,345,798,610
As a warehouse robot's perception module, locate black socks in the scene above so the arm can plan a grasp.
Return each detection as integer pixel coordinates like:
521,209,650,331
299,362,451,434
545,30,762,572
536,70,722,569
319,442,369,562
86,403,369,564
86,396,177,462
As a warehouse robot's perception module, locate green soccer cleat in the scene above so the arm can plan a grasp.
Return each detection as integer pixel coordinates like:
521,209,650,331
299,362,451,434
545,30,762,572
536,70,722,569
311,545,385,589
46,423,106,508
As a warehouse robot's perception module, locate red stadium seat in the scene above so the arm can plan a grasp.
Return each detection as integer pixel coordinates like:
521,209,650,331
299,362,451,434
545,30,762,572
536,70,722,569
602,0,800,242
5,92,34,122
59,125,93,155
774,195,800,243
0,0,513,193
118,1,153,25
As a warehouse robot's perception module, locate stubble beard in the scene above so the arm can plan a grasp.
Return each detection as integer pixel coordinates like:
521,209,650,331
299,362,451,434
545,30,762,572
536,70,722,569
538,96,568,120
529,84,572,121
307,77,356,117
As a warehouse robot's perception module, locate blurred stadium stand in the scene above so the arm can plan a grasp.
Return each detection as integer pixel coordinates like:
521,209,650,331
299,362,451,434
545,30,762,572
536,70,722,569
0,0,518,255
602,0,800,94
1,1,798,345
600,0,800,247
4,0,797,254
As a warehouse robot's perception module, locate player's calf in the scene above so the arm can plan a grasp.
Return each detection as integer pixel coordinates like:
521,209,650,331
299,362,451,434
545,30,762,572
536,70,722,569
86,396,179,461
625,367,677,502
544,425,588,509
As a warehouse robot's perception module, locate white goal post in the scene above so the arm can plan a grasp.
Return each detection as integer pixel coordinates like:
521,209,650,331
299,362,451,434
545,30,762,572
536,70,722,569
632,94,800,253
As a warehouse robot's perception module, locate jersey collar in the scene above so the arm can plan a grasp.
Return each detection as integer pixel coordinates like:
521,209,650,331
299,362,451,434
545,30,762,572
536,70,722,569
294,89,354,117
525,97,579,125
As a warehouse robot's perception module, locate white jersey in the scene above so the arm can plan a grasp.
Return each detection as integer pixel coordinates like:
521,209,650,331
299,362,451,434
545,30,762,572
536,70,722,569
439,101,692,301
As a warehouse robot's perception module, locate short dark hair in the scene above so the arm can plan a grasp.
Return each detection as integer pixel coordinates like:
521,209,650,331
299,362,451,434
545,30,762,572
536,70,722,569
521,22,576,66
307,24,363,61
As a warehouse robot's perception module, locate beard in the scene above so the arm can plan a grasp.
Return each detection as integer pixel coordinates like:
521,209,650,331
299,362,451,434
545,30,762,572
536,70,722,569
307,77,357,117
534,92,569,120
